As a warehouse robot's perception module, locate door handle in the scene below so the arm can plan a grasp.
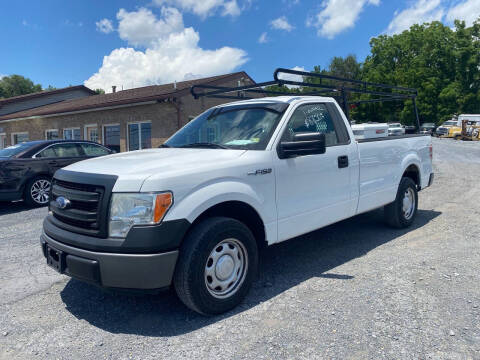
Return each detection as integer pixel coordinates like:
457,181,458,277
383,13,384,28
48,161,58,165
338,155,349,168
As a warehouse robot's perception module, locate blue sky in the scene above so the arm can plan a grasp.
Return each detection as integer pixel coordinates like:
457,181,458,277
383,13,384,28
1,0,478,92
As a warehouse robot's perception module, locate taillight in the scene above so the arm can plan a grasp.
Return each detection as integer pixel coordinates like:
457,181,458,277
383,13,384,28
429,144,433,160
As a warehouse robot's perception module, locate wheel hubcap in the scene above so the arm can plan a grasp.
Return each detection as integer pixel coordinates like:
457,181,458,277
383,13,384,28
402,187,415,220
31,179,51,204
204,238,248,299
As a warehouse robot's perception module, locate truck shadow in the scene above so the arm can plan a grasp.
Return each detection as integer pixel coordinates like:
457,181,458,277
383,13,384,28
60,208,441,337
0,201,34,215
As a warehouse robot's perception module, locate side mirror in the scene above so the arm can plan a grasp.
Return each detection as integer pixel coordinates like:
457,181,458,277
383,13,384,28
278,132,326,159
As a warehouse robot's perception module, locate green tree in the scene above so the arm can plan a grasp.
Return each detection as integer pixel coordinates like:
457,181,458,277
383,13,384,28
94,88,106,95
0,75,42,98
358,18,480,125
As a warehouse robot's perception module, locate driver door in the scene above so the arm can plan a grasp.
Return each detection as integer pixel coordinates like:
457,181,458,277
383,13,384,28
274,103,357,242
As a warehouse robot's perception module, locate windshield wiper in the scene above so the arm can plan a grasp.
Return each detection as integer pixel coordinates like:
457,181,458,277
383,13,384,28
179,142,229,149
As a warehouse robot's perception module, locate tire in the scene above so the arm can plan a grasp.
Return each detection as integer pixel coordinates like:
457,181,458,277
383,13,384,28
173,217,258,315
24,176,51,207
384,177,418,229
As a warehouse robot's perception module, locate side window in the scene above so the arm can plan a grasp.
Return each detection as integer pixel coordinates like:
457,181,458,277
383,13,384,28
281,104,339,146
80,143,110,156
50,143,82,158
36,147,57,158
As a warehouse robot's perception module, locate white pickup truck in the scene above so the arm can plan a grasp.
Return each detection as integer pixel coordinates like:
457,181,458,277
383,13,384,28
41,96,434,315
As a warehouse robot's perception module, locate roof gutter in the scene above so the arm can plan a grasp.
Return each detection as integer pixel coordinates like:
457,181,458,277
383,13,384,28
0,100,158,123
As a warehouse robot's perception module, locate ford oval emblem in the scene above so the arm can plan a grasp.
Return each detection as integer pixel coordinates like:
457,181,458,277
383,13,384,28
56,196,71,209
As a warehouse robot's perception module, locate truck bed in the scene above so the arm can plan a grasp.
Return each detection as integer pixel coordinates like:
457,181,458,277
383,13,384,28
356,134,429,143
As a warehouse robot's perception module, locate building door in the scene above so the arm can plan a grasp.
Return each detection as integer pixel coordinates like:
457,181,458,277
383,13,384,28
103,124,120,152
0,134,6,149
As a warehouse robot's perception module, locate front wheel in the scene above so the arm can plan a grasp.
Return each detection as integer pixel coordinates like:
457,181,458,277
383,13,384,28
25,176,51,207
384,177,418,228
173,217,258,315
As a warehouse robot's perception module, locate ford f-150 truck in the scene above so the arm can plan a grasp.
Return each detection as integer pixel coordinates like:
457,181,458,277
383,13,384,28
41,95,434,315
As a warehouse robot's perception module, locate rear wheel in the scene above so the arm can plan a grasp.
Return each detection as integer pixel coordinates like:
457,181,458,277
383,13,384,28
384,177,418,228
25,176,51,207
173,217,258,315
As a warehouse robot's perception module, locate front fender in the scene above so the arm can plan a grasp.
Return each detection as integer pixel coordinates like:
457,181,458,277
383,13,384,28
164,179,272,226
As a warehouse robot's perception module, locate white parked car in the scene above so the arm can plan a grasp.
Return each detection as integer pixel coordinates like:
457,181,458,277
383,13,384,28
41,96,434,315
388,123,406,136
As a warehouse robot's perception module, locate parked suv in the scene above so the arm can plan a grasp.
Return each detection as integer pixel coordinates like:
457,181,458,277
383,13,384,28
0,140,112,206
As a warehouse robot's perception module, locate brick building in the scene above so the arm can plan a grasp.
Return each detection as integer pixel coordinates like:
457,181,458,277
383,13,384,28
0,72,255,152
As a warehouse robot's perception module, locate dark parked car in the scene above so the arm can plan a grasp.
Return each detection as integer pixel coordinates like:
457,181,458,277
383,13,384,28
0,140,113,206
404,125,417,134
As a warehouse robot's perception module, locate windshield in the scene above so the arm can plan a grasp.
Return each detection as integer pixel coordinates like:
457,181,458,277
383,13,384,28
389,123,401,128
0,143,34,158
444,121,456,126
165,103,288,150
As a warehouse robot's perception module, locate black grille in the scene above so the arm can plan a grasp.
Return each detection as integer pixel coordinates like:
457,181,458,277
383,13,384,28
50,179,104,236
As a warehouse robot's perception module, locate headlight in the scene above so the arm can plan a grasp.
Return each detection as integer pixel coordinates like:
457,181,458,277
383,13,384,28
109,192,173,238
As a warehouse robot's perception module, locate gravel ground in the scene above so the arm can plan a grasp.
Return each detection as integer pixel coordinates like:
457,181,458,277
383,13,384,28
0,137,479,360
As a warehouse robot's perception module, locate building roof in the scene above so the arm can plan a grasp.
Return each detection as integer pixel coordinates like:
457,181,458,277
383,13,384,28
0,72,254,121
0,85,96,106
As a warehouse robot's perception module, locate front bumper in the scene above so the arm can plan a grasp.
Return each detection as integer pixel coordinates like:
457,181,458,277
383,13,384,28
41,232,179,290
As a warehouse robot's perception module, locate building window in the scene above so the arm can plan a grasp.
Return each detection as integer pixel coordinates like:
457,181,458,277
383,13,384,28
85,125,99,143
128,122,151,151
12,132,29,145
0,134,6,150
103,124,120,153
63,128,81,140
45,129,59,140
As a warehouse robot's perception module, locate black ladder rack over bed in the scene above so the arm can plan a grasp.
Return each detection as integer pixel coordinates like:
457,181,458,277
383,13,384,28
190,68,421,132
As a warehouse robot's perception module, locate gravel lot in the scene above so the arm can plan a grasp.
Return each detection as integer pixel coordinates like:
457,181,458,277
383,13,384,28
1,137,479,360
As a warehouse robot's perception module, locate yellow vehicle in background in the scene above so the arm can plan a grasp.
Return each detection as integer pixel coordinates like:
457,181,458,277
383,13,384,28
458,120,480,141
444,115,480,139
436,120,458,137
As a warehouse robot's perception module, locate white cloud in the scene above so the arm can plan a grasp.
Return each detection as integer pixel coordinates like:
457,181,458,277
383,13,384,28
222,0,242,16
258,32,268,43
270,16,294,31
277,66,306,88
153,0,241,18
85,7,248,92
96,18,114,33
117,7,183,47
386,0,444,35
446,0,480,26
309,0,380,39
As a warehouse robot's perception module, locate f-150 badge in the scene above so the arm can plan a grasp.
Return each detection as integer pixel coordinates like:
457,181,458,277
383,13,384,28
248,168,272,176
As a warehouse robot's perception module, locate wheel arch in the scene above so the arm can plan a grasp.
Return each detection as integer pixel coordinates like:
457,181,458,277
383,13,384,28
186,200,267,250
401,163,421,189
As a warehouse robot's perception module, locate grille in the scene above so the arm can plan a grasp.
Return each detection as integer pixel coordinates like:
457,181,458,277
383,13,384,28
50,179,104,236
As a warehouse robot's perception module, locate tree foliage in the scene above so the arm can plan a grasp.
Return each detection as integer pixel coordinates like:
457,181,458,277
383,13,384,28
265,19,479,125
0,75,42,99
